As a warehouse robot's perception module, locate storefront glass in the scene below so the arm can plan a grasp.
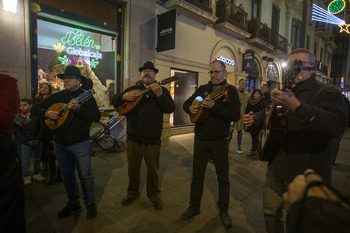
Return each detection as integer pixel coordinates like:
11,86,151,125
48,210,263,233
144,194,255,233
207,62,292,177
37,19,117,110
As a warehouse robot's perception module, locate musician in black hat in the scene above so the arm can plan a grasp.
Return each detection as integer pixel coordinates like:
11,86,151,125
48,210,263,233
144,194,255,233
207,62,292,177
112,61,175,210
32,65,100,220
243,48,348,233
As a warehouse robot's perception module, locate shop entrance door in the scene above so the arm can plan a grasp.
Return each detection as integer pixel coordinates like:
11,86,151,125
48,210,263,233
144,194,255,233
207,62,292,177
173,71,198,126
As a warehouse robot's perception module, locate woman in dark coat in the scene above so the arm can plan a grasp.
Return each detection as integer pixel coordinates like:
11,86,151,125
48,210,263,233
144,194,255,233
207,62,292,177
245,89,266,159
34,83,61,184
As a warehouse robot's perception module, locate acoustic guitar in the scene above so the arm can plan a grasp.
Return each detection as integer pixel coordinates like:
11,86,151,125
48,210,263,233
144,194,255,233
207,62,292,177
190,84,229,124
118,75,179,116
258,60,302,162
45,89,95,130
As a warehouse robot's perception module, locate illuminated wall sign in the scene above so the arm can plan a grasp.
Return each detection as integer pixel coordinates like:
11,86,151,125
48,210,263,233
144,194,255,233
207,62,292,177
216,56,235,66
61,29,101,50
52,29,102,68
66,47,102,60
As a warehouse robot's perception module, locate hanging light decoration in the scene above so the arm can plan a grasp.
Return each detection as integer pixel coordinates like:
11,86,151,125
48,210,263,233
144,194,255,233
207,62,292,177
312,4,350,34
312,3,345,25
328,0,346,14
3,0,18,13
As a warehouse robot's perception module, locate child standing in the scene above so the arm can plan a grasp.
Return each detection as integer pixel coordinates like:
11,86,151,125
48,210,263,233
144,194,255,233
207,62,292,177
15,98,45,185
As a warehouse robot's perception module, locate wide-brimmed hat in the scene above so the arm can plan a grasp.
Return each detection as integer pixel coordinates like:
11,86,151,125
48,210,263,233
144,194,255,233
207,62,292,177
138,61,159,73
57,65,87,82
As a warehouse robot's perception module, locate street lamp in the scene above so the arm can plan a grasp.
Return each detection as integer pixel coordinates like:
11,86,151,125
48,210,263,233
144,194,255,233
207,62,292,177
3,0,18,13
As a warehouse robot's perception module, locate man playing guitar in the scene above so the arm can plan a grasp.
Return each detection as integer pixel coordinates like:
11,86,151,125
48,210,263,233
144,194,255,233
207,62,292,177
243,49,348,233
32,65,100,220
113,61,175,210
181,60,240,228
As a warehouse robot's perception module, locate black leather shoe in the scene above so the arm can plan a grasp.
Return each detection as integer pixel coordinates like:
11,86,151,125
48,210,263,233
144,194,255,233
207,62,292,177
121,196,137,205
219,211,232,228
180,207,200,220
152,200,163,210
86,203,97,220
57,202,81,219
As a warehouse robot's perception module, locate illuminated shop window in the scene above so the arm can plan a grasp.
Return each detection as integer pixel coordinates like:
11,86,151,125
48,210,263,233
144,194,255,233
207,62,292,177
37,20,116,110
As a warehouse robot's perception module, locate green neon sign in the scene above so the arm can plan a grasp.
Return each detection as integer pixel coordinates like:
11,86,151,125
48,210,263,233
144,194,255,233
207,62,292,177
61,29,101,50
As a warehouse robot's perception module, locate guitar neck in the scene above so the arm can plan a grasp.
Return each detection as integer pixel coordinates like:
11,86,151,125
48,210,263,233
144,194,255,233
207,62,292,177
56,89,94,115
134,76,179,97
58,104,69,115
136,87,152,97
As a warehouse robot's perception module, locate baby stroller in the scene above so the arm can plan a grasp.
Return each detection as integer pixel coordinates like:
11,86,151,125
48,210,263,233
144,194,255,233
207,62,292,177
90,111,126,153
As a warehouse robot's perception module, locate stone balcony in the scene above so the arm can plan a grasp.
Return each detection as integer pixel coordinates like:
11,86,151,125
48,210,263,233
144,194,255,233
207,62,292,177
163,0,218,25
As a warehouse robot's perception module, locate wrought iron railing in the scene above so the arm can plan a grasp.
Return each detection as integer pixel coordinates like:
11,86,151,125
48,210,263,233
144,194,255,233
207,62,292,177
272,33,288,53
183,0,212,13
216,0,248,31
248,18,272,43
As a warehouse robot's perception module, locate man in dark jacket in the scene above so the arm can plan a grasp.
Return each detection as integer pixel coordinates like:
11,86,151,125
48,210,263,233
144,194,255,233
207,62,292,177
32,65,100,220
112,61,175,210
180,60,241,228
243,48,348,233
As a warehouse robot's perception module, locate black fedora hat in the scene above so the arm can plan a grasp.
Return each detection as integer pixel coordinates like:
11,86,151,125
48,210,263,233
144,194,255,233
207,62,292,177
138,61,159,73
57,65,87,82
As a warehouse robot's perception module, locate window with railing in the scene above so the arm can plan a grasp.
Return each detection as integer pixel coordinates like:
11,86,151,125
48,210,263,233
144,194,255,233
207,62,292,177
248,18,272,43
184,0,212,13
271,33,287,53
216,0,248,31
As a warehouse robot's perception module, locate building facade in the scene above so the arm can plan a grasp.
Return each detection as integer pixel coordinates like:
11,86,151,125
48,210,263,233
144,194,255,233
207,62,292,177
0,0,338,136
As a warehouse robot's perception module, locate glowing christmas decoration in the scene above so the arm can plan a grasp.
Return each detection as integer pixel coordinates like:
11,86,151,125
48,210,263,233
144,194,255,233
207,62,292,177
90,59,99,68
31,2,41,13
312,4,345,25
52,42,66,53
76,57,84,68
339,23,350,34
328,0,346,14
58,55,68,65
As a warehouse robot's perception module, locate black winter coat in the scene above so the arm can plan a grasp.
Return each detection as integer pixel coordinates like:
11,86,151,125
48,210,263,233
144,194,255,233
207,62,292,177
254,75,348,183
183,80,241,141
112,82,175,145
245,98,266,134
32,88,100,146
14,114,41,144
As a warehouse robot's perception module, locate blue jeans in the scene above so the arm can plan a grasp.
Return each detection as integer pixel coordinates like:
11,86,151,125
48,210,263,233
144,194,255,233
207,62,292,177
21,143,42,177
54,140,95,205
237,130,242,149
228,129,233,144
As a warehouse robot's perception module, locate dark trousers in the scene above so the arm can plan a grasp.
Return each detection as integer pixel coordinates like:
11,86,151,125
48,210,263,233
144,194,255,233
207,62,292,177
190,136,230,212
250,132,259,151
126,140,161,201
0,135,26,233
